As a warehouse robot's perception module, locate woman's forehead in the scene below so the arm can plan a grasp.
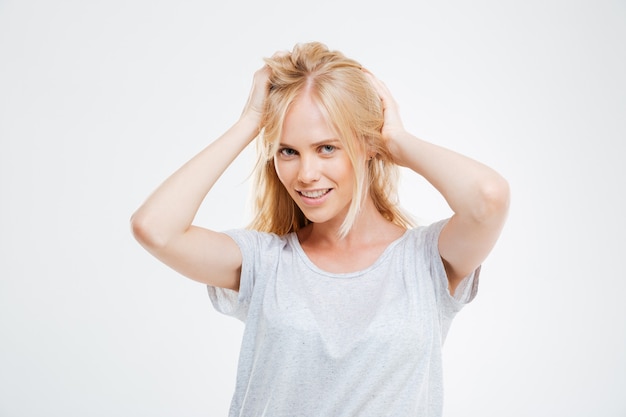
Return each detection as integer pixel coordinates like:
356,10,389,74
281,94,338,144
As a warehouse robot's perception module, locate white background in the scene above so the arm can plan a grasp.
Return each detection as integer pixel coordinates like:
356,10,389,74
1,1,625,416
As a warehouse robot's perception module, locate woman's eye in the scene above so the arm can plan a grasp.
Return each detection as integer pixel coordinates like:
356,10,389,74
320,145,335,154
279,148,297,157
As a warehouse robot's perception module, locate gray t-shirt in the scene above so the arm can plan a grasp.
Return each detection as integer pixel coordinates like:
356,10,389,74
208,219,479,417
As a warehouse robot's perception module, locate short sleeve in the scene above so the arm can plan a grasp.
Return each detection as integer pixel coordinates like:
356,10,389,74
206,229,282,322
422,219,480,309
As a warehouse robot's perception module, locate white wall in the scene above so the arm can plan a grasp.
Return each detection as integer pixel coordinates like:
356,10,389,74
1,1,624,416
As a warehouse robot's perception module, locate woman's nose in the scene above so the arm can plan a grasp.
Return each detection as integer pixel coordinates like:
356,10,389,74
297,155,320,183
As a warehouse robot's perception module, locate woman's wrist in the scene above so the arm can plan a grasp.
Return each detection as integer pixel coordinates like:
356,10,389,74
386,129,418,167
236,112,263,138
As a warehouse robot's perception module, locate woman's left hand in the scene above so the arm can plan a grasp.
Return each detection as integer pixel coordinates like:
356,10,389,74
363,70,409,164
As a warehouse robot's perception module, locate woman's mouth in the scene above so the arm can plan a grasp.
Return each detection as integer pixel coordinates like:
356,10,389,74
298,188,331,199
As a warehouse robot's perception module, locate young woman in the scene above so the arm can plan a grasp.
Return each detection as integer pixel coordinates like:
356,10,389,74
131,42,509,416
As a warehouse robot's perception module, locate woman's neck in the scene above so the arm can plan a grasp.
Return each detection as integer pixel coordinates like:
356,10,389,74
298,196,405,250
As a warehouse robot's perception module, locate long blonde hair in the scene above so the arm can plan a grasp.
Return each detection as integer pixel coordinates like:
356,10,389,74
248,42,413,237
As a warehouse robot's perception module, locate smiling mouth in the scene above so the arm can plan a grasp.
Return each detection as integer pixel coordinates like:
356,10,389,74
298,189,331,199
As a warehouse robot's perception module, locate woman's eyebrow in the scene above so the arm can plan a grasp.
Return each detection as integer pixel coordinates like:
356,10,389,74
278,139,340,148
311,139,340,147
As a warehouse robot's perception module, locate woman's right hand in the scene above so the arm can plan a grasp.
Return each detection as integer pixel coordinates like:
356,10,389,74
240,64,272,127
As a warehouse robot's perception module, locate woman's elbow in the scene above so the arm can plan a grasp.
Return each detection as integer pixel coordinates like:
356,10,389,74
130,211,167,250
474,176,510,223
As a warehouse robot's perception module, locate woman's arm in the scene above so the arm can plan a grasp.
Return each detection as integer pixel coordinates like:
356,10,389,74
366,73,510,295
130,66,271,290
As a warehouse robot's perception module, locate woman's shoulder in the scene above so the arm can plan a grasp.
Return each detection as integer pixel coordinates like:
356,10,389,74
223,228,292,252
408,218,449,236
399,218,451,253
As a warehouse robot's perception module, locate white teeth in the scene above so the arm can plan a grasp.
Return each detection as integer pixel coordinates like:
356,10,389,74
300,189,329,198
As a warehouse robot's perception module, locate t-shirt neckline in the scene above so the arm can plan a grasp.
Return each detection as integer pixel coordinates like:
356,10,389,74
287,229,411,278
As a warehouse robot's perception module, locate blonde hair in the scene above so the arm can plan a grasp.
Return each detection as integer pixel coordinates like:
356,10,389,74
248,42,413,237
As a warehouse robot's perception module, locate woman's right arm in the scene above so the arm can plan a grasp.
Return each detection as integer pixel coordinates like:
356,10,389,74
130,66,270,290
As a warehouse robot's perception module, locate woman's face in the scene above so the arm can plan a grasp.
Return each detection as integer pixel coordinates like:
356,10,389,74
274,92,356,227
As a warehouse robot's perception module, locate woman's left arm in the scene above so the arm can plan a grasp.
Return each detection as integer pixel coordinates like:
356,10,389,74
366,73,510,295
